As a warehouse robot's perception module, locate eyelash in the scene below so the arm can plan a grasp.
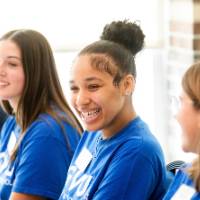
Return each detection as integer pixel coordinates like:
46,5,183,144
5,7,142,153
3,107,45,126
70,86,79,92
9,63,17,67
88,84,100,90
7,62,18,67
70,84,101,93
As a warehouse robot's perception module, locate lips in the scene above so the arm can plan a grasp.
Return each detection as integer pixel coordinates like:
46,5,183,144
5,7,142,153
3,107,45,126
80,108,101,123
0,81,9,86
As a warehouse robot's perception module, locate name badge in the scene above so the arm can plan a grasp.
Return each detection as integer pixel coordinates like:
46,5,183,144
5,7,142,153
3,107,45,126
171,184,196,200
75,148,92,172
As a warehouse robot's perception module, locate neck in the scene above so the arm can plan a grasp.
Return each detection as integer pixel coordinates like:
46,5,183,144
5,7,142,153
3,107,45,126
102,106,137,139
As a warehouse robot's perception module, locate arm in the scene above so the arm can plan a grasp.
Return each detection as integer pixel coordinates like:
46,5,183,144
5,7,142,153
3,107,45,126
10,192,46,200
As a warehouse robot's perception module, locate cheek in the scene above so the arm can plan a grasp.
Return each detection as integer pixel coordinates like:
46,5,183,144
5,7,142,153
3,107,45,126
176,110,184,128
12,68,25,87
177,109,199,144
175,104,200,152
176,106,191,129
16,73,25,93
101,93,124,113
70,94,76,108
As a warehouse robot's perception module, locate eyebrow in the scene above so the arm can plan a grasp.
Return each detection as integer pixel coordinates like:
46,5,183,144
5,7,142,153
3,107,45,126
7,56,21,60
69,77,103,84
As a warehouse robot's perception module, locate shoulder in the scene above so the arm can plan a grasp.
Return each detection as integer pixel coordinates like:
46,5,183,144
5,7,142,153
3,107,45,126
125,116,154,143
122,117,163,157
24,113,79,143
111,119,165,170
114,136,163,165
28,113,72,133
26,114,59,136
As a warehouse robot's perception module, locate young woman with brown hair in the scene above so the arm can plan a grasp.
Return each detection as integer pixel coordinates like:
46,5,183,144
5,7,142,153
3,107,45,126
0,29,83,200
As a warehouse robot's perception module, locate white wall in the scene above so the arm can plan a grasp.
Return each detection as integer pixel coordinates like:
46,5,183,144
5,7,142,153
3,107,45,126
0,0,164,50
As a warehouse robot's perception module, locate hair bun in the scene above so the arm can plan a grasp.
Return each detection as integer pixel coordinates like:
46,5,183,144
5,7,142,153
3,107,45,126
100,20,145,55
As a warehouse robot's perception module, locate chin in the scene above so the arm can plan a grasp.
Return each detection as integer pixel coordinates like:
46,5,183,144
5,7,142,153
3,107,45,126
85,124,100,132
182,147,189,153
182,144,193,153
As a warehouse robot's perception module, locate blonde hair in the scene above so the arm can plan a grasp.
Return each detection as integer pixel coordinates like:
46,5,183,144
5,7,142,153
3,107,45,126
183,62,200,191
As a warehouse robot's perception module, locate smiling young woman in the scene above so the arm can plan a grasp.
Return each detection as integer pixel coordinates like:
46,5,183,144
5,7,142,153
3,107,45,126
59,20,168,200
0,29,83,200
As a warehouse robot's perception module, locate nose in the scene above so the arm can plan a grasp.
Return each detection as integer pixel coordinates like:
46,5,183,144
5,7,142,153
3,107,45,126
75,90,91,108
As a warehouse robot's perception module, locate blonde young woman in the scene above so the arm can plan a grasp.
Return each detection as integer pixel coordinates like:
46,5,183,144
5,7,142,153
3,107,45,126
0,29,82,200
163,63,200,199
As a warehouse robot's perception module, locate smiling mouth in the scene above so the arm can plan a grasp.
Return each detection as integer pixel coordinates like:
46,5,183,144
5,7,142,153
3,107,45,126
80,108,101,123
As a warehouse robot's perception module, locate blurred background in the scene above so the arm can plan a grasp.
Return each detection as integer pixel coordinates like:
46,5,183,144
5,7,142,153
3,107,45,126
1,0,199,163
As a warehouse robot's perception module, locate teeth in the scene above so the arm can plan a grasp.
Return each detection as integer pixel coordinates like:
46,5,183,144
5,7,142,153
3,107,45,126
81,109,100,122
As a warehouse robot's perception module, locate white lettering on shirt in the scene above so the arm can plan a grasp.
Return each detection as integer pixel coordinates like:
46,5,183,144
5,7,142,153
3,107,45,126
64,148,93,198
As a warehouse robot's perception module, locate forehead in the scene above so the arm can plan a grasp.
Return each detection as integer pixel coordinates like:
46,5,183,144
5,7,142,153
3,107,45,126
0,39,21,58
70,55,114,83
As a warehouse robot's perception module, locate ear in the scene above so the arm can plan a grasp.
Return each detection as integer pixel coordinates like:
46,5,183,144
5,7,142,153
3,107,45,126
121,74,135,96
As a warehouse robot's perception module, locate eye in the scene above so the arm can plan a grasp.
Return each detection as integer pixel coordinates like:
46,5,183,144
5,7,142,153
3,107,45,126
88,84,100,91
8,62,18,67
6,60,20,67
70,85,79,93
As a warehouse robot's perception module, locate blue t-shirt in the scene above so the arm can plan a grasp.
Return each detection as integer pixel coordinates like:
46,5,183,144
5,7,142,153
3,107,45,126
163,165,200,200
0,114,80,200
59,116,168,200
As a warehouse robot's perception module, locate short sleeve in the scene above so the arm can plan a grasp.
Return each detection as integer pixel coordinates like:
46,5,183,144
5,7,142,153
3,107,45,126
12,134,70,199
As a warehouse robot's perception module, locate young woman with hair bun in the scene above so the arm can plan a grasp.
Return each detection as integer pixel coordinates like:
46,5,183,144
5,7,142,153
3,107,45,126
59,20,168,200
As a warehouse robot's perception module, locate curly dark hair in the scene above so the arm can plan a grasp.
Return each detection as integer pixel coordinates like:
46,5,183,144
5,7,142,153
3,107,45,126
100,19,145,56
78,20,145,85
